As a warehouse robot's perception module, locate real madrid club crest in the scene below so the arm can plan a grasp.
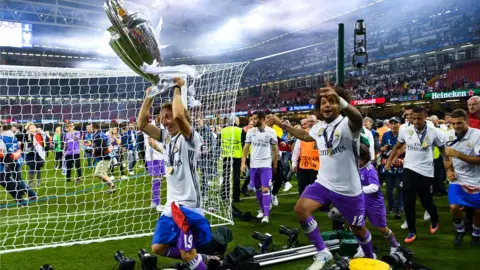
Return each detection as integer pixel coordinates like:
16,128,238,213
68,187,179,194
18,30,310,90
408,130,414,137
449,136,454,141
334,130,340,140
318,127,324,136
466,142,472,149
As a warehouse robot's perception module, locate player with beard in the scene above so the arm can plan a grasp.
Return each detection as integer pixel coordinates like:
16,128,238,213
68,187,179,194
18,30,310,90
267,83,372,269
137,78,211,270
241,110,278,224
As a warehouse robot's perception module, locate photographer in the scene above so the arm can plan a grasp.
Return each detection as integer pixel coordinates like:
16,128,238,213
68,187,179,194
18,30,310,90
381,117,404,220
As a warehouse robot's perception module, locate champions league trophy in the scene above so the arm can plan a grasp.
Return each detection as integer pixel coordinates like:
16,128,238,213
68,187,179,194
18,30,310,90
104,0,201,104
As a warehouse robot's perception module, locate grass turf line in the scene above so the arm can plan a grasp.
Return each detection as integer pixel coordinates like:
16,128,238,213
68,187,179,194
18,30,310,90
0,154,478,269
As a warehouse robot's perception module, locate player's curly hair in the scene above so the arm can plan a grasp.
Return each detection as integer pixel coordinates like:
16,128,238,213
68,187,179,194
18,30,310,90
359,144,371,162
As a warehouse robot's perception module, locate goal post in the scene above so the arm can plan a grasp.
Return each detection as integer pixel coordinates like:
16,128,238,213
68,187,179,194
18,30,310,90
0,62,248,254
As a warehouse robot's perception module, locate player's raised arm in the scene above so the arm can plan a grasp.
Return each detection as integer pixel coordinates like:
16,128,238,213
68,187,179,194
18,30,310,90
319,83,363,133
266,115,314,142
171,78,193,139
137,87,161,141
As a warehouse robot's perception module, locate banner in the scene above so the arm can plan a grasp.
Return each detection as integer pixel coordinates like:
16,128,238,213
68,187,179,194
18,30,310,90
287,104,315,111
425,89,479,99
351,97,386,106
389,95,419,102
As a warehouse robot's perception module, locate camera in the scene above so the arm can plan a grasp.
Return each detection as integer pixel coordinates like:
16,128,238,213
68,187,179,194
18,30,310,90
114,250,136,270
252,231,273,254
39,265,54,270
382,246,431,270
279,225,300,248
138,248,158,270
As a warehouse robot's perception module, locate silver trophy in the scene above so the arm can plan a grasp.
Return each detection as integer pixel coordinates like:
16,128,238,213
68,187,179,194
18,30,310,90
104,0,176,98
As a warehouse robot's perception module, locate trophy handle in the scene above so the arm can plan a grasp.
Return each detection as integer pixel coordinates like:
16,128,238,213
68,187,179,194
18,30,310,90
103,0,124,35
147,82,177,99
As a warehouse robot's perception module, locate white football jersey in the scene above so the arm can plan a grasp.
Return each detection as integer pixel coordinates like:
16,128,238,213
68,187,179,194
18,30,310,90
162,130,203,217
245,126,278,168
309,116,362,197
144,121,164,161
398,123,445,178
445,128,480,187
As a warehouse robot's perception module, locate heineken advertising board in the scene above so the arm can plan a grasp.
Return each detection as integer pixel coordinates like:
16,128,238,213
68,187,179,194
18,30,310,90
425,89,479,99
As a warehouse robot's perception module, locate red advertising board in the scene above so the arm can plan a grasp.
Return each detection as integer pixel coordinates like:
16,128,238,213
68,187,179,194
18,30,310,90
351,97,386,106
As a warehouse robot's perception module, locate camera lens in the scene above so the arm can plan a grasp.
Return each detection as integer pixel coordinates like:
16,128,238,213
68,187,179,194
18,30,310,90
114,250,125,262
252,232,265,242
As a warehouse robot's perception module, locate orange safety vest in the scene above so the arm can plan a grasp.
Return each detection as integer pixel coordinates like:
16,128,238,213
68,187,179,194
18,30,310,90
299,140,320,170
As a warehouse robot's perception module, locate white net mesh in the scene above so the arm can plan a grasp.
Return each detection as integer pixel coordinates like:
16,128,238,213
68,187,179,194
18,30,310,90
0,62,248,254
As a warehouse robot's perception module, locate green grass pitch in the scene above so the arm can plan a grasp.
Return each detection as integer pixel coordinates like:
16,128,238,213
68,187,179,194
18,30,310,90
0,153,477,270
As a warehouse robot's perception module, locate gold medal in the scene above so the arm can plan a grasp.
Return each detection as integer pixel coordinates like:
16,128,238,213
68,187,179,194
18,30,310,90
422,142,428,148
328,148,332,156
167,167,174,175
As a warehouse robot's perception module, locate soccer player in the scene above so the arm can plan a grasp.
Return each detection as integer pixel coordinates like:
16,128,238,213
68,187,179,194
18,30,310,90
91,123,116,193
137,79,211,270
241,110,278,224
144,108,165,212
267,84,372,269
356,144,400,257
443,109,480,246
386,106,452,243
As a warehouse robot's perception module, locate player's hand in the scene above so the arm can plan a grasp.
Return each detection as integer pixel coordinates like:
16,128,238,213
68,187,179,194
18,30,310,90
174,77,185,88
241,163,247,174
280,141,287,147
266,114,283,127
292,165,297,173
380,145,388,152
319,82,340,103
445,147,460,158
446,169,457,182
145,87,153,99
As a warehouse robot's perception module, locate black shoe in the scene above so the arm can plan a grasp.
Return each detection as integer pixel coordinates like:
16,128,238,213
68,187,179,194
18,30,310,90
387,209,395,214
471,236,480,247
233,198,243,203
453,232,465,246
241,189,249,197
394,212,402,220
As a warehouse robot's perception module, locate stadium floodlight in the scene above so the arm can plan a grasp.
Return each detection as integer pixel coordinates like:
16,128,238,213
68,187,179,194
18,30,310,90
352,19,368,69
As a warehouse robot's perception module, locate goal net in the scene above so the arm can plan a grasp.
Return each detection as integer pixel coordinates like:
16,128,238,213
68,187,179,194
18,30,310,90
0,62,248,254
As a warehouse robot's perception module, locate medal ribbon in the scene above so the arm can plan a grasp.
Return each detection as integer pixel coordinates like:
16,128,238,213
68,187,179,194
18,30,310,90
414,124,427,145
168,134,181,167
323,117,345,151
446,131,466,147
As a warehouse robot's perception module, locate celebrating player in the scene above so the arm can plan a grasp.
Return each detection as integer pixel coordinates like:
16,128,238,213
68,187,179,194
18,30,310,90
241,110,278,224
267,83,373,269
137,79,211,270
443,109,480,246
356,144,400,257
386,106,450,243
144,108,165,212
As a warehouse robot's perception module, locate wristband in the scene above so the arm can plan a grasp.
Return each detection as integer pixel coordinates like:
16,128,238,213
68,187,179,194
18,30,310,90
339,97,349,110
173,85,181,91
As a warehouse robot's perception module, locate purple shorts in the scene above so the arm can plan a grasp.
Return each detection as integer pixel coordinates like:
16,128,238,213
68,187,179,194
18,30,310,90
301,182,366,227
365,194,387,228
250,168,272,189
147,160,165,177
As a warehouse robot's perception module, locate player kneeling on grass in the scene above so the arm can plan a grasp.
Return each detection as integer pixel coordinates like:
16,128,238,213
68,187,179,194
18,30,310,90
356,144,400,257
443,109,480,246
137,79,211,270
267,83,375,270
